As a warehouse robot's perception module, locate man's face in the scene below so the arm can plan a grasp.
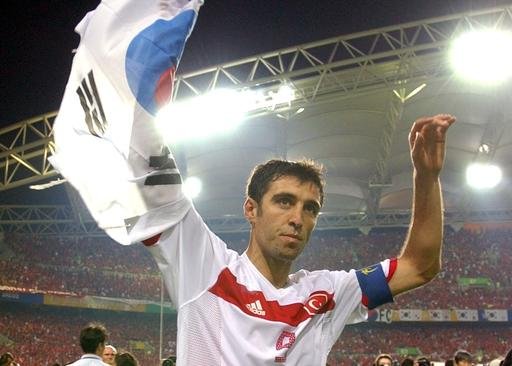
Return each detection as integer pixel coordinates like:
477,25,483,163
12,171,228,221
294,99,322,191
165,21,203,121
102,347,116,365
455,361,472,366
377,357,393,366
246,175,321,262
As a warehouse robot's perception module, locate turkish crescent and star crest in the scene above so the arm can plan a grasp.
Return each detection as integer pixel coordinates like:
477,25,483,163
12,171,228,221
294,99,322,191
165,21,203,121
360,266,377,275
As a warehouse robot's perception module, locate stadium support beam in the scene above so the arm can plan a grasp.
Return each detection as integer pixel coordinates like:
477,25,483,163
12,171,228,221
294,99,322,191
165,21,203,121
0,205,104,236
1,5,511,191
366,73,408,222
0,112,59,190
172,5,512,106
1,205,512,235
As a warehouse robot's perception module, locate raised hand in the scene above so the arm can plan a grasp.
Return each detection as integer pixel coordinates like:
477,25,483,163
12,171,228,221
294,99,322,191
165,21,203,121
409,114,456,179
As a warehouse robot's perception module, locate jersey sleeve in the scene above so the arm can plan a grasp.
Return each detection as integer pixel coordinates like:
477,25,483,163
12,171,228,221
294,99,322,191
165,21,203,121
324,259,396,346
146,206,236,308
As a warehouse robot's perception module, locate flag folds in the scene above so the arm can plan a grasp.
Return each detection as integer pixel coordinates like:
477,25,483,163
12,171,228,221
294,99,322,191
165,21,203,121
50,0,203,244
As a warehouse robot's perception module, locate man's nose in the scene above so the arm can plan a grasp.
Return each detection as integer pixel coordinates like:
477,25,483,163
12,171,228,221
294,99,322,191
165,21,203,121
288,205,304,229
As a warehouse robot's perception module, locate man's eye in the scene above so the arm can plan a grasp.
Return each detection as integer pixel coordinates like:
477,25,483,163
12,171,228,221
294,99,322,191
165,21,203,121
305,204,319,216
278,198,291,206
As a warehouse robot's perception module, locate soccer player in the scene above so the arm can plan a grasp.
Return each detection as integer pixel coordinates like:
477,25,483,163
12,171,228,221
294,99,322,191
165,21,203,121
49,1,456,364
142,115,455,364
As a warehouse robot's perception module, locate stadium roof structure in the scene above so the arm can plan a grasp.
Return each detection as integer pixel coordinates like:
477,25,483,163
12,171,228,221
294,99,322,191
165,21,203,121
1,5,512,235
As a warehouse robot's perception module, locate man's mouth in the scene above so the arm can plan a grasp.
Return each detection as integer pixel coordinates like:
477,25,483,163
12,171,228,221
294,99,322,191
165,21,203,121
280,233,302,242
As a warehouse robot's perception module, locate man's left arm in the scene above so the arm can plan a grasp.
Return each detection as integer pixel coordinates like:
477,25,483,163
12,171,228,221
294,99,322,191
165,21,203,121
388,114,456,296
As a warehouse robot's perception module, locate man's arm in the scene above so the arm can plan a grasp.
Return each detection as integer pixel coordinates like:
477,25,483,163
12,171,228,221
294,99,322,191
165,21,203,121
388,114,456,296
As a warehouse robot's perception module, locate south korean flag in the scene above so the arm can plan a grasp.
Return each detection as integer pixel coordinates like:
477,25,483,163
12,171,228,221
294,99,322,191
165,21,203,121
50,0,203,245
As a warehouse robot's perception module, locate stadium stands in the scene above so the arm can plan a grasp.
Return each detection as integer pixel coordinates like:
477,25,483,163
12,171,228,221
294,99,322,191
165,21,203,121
0,227,510,364
1,302,510,365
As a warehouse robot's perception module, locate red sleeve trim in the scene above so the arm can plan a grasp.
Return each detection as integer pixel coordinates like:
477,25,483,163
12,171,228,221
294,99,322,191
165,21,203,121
387,258,398,282
361,294,369,307
142,233,162,246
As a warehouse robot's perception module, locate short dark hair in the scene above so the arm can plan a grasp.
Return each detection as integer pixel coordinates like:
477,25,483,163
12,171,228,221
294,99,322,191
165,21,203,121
162,356,176,366
246,159,325,205
115,352,138,366
79,323,107,354
401,358,414,366
0,353,14,366
454,350,472,364
416,356,431,366
503,347,512,366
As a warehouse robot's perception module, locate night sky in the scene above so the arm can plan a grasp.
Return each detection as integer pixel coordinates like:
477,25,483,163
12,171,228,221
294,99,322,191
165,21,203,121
2,0,511,126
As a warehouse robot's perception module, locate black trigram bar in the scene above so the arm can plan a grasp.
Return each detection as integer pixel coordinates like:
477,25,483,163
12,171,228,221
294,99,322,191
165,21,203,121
76,70,108,137
145,146,181,185
149,146,177,170
144,173,182,186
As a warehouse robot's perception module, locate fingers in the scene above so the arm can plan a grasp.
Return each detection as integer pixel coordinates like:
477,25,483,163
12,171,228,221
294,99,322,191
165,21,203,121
409,114,456,148
434,114,456,139
409,114,456,175
410,130,424,159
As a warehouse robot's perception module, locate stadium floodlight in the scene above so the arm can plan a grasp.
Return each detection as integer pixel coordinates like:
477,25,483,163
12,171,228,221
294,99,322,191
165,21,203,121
156,89,254,143
478,143,490,154
268,84,295,108
183,176,202,199
465,162,502,189
155,83,300,143
450,30,512,84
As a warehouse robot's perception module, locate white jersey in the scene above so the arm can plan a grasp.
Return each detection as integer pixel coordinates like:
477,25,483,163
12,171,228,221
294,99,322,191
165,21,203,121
67,354,108,366
148,205,395,365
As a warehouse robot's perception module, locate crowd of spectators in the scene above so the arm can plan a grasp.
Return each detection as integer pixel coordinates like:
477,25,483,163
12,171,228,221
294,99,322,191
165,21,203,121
0,302,510,366
330,322,512,365
0,235,162,300
0,302,176,366
1,227,510,308
0,227,511,365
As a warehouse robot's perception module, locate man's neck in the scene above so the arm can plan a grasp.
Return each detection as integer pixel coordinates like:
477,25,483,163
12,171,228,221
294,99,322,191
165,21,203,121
246,244,292,288
95,347,104,358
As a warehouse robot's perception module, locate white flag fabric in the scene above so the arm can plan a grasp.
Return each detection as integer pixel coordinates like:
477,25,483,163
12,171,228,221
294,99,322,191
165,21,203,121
483,309,508,322
50,0,203,245
398,309,422,321
427,309,450,321
454,309,479,321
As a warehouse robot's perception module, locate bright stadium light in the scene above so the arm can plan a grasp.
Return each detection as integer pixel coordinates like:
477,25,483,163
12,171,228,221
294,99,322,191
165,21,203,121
156,89,254,143
183,176,202,199
450,30,512,84
270,84,295,106
156,84,300,143
466,163,502,189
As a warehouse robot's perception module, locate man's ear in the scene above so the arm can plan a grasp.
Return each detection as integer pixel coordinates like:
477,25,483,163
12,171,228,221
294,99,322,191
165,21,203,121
243,197,258,223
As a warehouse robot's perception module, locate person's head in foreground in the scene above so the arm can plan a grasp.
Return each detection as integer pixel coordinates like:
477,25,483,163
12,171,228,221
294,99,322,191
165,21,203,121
374,353,394,366
102,344,117,365
115,352,138,366
79,322,108,356
453,350,473,366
